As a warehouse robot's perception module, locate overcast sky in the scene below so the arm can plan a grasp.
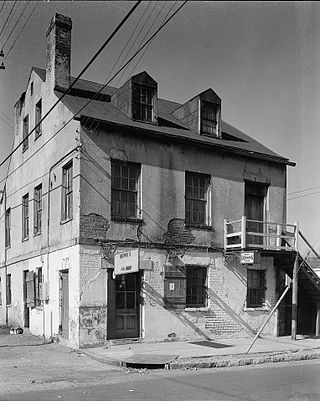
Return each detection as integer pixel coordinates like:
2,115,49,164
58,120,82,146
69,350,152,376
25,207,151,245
0,1,320,250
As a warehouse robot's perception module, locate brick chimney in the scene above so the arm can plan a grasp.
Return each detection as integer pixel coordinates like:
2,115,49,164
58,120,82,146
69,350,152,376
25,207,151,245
46,13,72,92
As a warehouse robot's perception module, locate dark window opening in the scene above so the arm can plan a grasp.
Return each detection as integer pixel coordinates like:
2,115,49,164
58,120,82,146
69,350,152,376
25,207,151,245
22,115,29,152
6,274,11,305
61,161,73,221
132,84,154,122
201,100,219,137
247,269,266,307
35,99,42,139
34,184,42,235
22,193,29,240
185,172,210,225
111,161,140,219
5,208,11,248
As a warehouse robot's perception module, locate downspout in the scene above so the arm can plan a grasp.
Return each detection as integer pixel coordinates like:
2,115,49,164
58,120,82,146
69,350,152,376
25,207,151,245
46,145,80,340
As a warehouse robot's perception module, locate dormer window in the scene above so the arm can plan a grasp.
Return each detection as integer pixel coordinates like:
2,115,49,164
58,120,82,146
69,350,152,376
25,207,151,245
201,100,219,137
132,84,154,122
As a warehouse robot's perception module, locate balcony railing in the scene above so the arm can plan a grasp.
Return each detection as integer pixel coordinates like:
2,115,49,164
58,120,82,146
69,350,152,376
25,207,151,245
224,216,298,252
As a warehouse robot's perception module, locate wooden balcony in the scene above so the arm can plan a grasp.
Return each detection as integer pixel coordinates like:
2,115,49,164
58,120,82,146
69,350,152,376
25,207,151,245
224,216,298,252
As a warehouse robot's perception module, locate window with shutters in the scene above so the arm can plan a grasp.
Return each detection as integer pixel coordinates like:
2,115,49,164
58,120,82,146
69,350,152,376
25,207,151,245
185,172,211,227
22,115,29,152
6,274,11,305
61,161,73,221
35,99,42,139
247,269,266,308
34,184,42,235
111,160,141,220
164,265,207,308
5,208,11,248
22,193,29,240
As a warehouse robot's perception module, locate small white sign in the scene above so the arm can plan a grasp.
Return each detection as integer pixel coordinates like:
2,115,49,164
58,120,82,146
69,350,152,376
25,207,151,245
169,283,175,291
240,252,255,264
114,249,139,275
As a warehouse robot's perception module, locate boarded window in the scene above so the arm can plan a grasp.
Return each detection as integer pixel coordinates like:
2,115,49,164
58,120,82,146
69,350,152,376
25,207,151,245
26,271,35,308
247,269,266,307
61,161,73,221
164,265,207,308
111,161,140,219
6,274,11,305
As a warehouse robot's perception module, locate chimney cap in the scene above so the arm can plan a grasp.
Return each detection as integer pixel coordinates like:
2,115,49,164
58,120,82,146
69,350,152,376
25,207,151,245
46,13,72,36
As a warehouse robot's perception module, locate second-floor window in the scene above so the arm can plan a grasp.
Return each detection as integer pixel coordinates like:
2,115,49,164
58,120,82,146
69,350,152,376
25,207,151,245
185,172,210,226
62,161,73,221
5,208,11,248
22,115,29,152
132,84,154,122
22,193,29,240
34,184,42,235
35,99,42,139
111,161,140,219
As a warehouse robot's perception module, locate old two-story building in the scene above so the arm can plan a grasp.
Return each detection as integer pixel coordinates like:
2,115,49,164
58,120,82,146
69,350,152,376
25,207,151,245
1,13,320,348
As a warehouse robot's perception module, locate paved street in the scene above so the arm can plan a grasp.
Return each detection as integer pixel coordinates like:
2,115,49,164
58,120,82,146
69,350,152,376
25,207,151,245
1,332,320,401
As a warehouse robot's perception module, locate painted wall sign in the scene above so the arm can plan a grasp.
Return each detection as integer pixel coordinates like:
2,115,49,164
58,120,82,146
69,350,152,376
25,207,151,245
114,249,139,275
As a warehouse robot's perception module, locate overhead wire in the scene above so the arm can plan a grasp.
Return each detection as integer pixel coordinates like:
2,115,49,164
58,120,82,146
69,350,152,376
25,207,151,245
0,0,142,170
0,113,13,128
5,2,36,58
0,0,188,191
1,1,30,50
0,0,17,40
0,1,6,18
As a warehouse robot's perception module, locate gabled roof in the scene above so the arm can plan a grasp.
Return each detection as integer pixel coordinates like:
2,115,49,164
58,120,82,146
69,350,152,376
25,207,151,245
33,67,295,166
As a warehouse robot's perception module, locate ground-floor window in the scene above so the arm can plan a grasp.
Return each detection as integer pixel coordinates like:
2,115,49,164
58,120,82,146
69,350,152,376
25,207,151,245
164,265,207,308
247,269,266,307
6,274,11,305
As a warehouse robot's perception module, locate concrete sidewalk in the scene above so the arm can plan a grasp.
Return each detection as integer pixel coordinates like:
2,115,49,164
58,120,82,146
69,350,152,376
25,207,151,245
81,335,320,370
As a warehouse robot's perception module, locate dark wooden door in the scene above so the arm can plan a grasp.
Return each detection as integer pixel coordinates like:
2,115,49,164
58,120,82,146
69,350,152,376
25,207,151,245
60,271,69,338
245,182,267,246
114,272,140,339
23,271,30,328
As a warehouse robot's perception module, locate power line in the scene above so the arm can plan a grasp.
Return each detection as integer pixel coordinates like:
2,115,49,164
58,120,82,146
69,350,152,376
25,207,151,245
0,1,142,169
0,113,13,128
1,1,30,50
0,0,17,40
0,108,13,124
288,185,320,197
0,1,6,18
5,2,36,58
288,190,320,201
0,0,187,190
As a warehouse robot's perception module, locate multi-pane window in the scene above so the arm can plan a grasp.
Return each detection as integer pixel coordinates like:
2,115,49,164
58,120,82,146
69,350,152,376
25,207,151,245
61,161,73,221
6,274,11,305
111,161,140,219
247,269,266,308
5,208,11,248
22,115,29,152
132,85,153,122
35,99,42,139
22,194,29,240
201,100,218,137
164,265,207,309
34,185,42,235
185,172,210,225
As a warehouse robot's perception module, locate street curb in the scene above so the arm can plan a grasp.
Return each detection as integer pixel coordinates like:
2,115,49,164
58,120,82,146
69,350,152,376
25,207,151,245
169,349,320,370
79,348,320,370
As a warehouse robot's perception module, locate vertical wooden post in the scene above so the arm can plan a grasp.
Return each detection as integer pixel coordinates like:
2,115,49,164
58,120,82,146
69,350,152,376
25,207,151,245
316,302,320,337
224,219,227,251
241,216,246,249
291,254,299,340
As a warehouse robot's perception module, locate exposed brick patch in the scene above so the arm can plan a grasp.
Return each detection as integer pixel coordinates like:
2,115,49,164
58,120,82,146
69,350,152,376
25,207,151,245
163,219,195,246
80,213,109,241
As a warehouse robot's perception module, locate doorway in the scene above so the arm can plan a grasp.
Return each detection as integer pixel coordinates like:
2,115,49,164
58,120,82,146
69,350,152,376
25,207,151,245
245,181,268,246
107,271,141,339
23,270,30,328
59,270,69,338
